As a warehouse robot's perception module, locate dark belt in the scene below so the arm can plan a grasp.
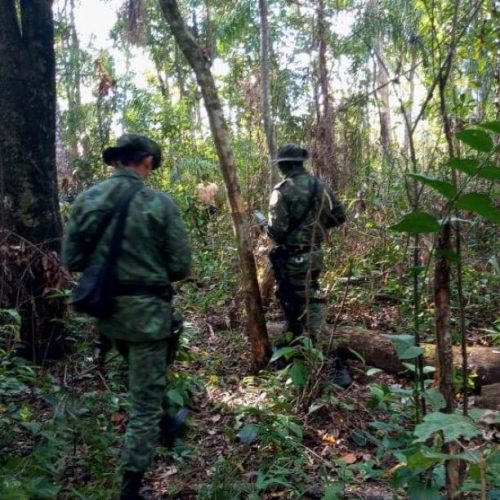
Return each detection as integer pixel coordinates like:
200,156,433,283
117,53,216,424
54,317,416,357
282,244,321,255
114,284,174,301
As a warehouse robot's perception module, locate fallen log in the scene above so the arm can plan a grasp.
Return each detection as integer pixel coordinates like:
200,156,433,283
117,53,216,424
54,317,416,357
266,323,500,387
480,384,500,410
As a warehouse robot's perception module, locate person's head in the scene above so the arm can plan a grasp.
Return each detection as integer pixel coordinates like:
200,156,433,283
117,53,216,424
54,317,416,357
102,134,162,179
274,144,309,175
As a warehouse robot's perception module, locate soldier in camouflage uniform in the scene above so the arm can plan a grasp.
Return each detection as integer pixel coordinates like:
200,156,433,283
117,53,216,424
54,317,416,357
267,144,352,387
64,134,191,499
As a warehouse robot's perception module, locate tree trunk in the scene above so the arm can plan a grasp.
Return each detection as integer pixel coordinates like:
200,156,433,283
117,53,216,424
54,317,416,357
258,0,278,189
0,0,66,363
266,324,500,387
310,0,337,188
373,42,392,163
159,0,271,370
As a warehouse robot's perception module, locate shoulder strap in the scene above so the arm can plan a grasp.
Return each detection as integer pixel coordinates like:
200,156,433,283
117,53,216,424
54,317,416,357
86,183,128,257
283,177,319,244
104,182,143,269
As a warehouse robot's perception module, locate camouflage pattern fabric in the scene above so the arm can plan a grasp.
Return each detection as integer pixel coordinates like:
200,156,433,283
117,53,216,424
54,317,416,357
267,164,346,338
63,167,191,342
64,166,191,475
114,338,168,473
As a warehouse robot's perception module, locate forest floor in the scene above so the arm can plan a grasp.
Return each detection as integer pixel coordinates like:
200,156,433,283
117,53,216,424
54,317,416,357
2,282,498,499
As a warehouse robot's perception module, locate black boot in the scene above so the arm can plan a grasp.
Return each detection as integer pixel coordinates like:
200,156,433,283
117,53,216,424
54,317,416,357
120,470,144,500
159,408,189,448
333,350,353,389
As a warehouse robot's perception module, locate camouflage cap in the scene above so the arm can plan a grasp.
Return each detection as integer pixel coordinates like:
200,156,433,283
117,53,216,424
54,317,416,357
102,134,162,169
273,144,309,164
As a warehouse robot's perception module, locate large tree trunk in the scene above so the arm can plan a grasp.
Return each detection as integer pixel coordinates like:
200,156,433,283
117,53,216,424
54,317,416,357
0,0,66,363
258,0,278,189
159,0,271,370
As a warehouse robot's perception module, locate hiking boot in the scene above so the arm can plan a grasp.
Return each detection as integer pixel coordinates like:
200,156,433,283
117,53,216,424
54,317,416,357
120,470,144,500
158,408,189,448
333,366,354,388
333,349,353,389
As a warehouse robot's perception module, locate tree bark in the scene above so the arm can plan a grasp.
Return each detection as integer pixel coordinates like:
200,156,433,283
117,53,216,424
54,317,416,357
159,0,271,370
0,0,66,362
266,324,500,387
258,0,278,189
373,42,392,163
310,0,337,188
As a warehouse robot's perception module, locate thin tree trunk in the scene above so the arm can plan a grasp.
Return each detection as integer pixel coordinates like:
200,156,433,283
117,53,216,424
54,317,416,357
311,0,337,188
258,0,278,189
373,41,392,163
159,0,271,370
0,0,66,363
435,1,465,495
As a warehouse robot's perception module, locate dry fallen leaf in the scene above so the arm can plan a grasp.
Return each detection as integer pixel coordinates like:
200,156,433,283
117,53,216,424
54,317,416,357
339,452,357,464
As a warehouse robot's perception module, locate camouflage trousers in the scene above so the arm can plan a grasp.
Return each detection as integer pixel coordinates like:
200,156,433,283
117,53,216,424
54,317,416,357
113,338,168,473
280,248,326,340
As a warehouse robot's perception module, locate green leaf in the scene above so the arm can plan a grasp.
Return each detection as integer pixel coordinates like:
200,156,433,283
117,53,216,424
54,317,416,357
449,158,479,176
385,335,423,360
408,174,457,200
456,129,494,152
408,479,441,500
167,389,184,407
479,120,500,134
322,483,343,499
414,412,480,443
478,165,500,180
398,345,424,360
289,360,307,387
270,346,298,363
407,449,441,470
424,388,446,411
390,212,440,234
366,367,383,376
450,158,500,180
456,193,500,224
238,423,259,444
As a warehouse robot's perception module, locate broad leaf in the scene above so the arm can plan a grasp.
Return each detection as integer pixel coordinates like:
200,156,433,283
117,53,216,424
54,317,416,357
449,158,479,176
384,335,423,360
450,158,500,180
456,193,500,224
408,479,441,500
456,129,493,152
479,120,500,134
270,346,297,363
390,212,440,234
414,412,480,443
424,388,446,411
408,174,457,200
238,423,259,444
167,389,184,406
478,165,500,180
289,360,307,387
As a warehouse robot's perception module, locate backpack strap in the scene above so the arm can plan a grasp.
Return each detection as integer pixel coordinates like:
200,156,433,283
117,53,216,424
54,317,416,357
283,177,320,245
103,182,144,270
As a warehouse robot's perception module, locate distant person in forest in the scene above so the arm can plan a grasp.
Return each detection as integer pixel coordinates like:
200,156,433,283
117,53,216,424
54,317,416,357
63,134,191,499
265,144,352,388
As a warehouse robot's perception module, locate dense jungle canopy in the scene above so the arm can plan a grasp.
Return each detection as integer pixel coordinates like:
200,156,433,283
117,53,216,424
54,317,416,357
0,0,499,498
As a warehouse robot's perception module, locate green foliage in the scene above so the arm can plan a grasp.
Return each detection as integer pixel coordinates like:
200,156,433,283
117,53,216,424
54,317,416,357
414,412,480,443
390,212,441,233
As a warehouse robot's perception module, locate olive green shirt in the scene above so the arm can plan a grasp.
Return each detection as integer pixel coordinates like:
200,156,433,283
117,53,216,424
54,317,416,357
267,166,346,246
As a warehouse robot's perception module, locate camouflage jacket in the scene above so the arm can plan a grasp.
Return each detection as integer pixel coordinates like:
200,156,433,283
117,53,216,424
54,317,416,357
63,168,191,342
267,166,346,247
